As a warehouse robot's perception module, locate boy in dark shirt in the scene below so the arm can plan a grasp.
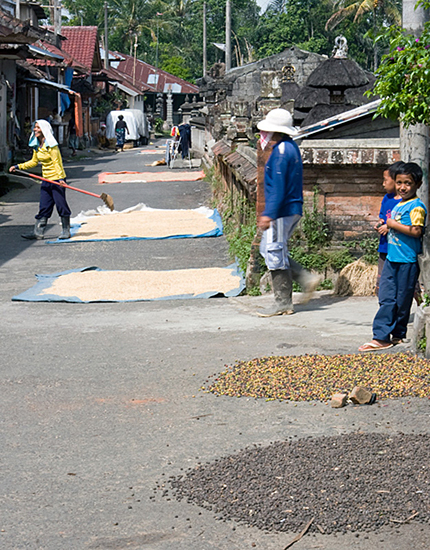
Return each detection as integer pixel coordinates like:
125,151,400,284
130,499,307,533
374,161,403,294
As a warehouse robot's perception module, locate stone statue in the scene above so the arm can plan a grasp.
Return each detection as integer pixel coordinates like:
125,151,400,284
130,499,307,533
332,36,348,59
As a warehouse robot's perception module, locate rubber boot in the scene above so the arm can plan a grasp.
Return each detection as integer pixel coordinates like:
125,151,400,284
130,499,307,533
21,217,47,240
289,258,321,304
257,269,294,317
59,216,71,240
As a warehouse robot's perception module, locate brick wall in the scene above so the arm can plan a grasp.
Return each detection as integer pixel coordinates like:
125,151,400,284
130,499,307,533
303,164,385,242
216,139,401,244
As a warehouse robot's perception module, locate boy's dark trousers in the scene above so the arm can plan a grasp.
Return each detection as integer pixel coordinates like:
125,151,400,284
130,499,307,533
373,259,419,342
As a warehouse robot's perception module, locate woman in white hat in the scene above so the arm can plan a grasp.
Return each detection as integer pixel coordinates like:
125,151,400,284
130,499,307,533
10,119,71,240
256,108,320,316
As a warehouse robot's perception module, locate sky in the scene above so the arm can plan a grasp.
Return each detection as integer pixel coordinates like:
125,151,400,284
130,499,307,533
256,0,271,12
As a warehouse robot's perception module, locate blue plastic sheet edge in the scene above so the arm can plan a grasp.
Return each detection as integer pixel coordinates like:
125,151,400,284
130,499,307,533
46,209,223,243
12,263,245,303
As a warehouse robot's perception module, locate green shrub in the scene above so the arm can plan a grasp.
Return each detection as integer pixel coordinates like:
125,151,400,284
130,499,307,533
154,118,164,132
325,249,356,272
224,207,257,274
301,187,331,251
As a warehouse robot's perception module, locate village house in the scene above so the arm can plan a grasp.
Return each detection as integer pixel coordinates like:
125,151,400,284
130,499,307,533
13,23,200,154
110,51,199,126
0,2,48,168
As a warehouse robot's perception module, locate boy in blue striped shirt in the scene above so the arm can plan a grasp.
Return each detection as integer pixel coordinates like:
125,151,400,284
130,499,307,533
359,162,427,351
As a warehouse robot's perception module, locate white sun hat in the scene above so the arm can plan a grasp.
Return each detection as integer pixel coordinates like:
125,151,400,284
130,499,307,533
257,108,298,136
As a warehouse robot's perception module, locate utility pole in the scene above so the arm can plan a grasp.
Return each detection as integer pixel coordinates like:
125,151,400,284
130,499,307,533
155,15,160,85
400,0,429,208
225,0,231,71
203,1,207,76
401,1,430,299
53,0,61,37
15,0,20,19
104,2,109,70
133,35,138,87
50,0,61,48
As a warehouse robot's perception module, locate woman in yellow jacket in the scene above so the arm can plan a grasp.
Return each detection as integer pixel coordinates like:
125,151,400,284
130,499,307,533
10,119,71,240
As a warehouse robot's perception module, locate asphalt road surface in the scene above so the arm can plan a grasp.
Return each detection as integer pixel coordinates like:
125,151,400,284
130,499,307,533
1,143,429,549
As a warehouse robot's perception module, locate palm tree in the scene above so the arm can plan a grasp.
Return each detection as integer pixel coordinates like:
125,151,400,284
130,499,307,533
266,0,286,13
325,0,401,68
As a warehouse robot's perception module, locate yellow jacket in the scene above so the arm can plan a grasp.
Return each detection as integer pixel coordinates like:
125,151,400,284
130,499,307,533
18,144,66,181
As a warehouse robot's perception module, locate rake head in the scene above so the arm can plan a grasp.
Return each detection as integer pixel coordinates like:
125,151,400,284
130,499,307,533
100,192,114,211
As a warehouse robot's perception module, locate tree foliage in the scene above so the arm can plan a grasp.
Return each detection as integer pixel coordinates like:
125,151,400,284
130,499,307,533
368,0,430,126
255,0,375,68
325,0,401,31
61,0,406,80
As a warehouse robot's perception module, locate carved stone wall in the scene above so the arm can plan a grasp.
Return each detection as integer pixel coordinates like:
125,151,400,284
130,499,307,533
198,47,326,143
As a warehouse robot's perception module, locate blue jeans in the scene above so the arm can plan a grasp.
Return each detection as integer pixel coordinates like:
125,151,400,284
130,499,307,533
373,260,419,342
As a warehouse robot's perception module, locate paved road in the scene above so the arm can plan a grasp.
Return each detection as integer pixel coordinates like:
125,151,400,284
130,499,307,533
1,144,429,549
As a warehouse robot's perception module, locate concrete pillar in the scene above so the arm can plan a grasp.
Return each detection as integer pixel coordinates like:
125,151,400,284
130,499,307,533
166,89,173,126
225,0,231,71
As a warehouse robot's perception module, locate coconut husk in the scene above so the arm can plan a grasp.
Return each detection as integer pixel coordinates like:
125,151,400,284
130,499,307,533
334,259,377,296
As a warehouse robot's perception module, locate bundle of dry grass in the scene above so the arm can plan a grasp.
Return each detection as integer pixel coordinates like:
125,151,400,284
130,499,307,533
334,259,378,296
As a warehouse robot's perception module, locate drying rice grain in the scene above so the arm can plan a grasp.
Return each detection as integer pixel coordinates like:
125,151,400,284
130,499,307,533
40,268,241,301
71,210,216,241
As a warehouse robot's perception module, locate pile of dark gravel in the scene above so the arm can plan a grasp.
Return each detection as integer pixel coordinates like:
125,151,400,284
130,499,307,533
168,433,430,534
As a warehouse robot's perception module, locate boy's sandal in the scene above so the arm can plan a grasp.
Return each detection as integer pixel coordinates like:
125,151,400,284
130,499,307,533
358,340,393,352
391,337,404,345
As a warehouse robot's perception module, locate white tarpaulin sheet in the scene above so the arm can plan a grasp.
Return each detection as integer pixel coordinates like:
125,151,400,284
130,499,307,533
106,109,149,141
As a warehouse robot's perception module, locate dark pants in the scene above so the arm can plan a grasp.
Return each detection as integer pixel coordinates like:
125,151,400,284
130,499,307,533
375,252,387,295
373,260,419,342
36,180,71,219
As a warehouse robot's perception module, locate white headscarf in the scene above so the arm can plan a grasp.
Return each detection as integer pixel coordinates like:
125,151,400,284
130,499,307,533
28,119,58,149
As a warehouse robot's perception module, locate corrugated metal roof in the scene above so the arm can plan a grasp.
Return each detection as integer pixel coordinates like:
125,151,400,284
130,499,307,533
28,44,63,60
113,51,198,94
93,63,153,94
24,78,73,93
295,99,381,140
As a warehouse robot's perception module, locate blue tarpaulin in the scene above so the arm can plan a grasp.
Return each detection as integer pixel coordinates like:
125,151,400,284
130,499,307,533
12,265,245,303
47,204,223,243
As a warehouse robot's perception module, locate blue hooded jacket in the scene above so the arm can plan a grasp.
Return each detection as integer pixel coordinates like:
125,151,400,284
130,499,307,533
262,136,303,220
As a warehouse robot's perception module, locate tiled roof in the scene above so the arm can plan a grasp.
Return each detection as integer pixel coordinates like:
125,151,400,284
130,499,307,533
113,51,199,94
212,139,231,156
58,26,102,71
27,39,88,71
0,11,46,44
17,59,54,80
